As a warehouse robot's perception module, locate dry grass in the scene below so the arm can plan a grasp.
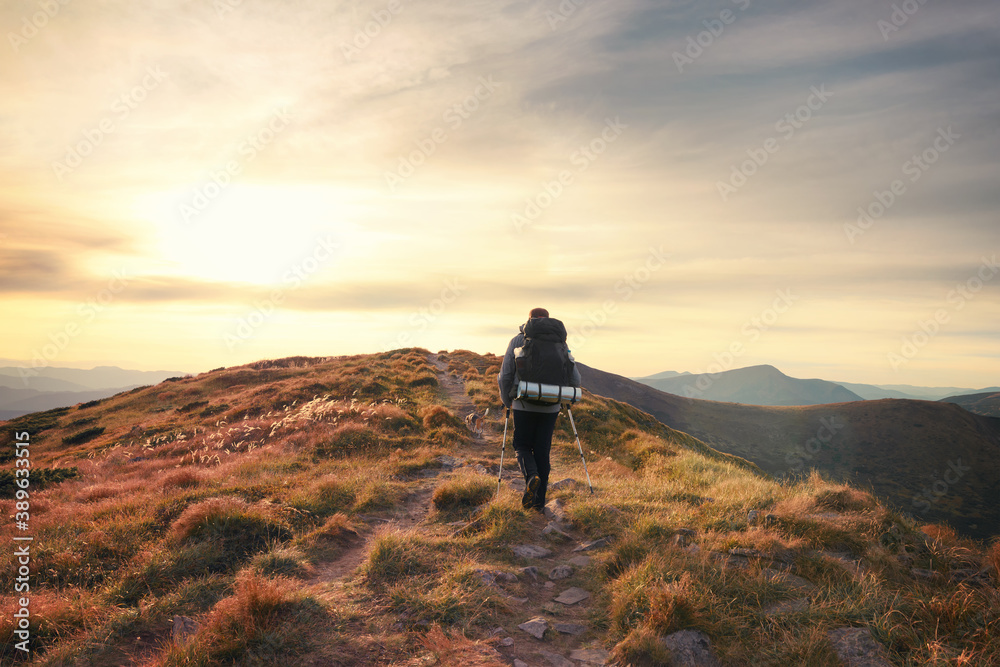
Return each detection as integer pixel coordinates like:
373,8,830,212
418,625,507,666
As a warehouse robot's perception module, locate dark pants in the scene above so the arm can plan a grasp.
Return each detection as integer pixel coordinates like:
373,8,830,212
512,409,559,509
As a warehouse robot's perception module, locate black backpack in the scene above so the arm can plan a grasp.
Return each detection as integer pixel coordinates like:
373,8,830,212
513,318,576,401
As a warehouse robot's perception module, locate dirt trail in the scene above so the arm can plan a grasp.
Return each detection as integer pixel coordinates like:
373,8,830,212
310,354,609,665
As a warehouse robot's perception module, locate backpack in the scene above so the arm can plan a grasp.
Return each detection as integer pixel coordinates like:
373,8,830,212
512,318,578,404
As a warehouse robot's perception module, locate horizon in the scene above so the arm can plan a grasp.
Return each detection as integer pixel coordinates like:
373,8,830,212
2,1,998,389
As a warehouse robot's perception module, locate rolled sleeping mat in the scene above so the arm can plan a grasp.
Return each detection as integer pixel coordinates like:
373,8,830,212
516,380,582,405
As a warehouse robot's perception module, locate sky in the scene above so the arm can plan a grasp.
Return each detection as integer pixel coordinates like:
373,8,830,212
1,0,998,388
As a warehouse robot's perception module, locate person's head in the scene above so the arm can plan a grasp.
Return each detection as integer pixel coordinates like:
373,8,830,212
529,307,549,319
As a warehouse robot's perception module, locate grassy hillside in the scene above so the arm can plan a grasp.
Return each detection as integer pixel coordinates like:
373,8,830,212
579,364,1000,541
0,349,997,666
941,391,1000,418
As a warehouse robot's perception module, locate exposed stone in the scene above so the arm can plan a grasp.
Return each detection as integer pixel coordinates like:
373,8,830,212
544,581,555,589
507,595,529,604
747,510,760,524
521,566,540,582
551,478,577,491
540,650,575,667
673,529,696,547
660,629,722,667
569,648,612,665
475,569,518,586
542,602,562,614
763,598,810,615
549,565,574,581
827,627,893,667
761,568,817,593
436,455,461,468
574,537,611,552
171,616,200,646
518,617,549,639
729,547,764,559
554,587,591,605
473,464,489,475
514,660,529,667
513,544,553,559
545,498,568,521
500,637,514,647
554,622,587,636
543,522,572,541
569,555,591,567
491,626,505,636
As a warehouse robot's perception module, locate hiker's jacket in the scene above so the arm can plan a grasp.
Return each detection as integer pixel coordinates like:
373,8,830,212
498,322,582,413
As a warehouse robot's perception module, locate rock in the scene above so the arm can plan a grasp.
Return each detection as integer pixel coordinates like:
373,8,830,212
542,602,562,614
491,626,505,636
764,513,779,526
554,587,591,605
761,568,817,593
545,498,568,521
729,547,764,559
827,627,893,667
574,537,611,552
500,637,514,647
569,648,612,665
518,617,549,639
473,464,489,475
747,510,760,524
554,622,587,636
514,661,529,667
549,565,574,580
551,478,577,491
507,595,529,604
544,581,555,589
763,598,809,615
171,616,200,646
476,569,518,586
436,455,461,468
543,522,572,541
513,544,553,559
521,566,540,582
540,651,576,667
569,555,591,567
660,629,722,667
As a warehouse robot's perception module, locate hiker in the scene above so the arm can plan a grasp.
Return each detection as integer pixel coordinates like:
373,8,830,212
498,307,582,512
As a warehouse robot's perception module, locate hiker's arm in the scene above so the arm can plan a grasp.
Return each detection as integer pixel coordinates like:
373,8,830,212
498,338,517,408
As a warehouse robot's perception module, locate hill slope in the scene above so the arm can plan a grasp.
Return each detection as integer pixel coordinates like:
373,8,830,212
1,350,998,666
941,391,1000,418
635,365,863,406
580,364,1000,540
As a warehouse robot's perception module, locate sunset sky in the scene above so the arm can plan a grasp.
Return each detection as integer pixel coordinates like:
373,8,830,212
2,0,998,388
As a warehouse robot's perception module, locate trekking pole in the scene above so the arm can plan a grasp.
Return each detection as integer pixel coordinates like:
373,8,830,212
496,408,511,500
566,406,594,494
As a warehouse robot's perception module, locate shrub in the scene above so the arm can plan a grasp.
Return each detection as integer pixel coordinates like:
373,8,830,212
169,497,292,562
431,474,493,513
315,423,379,458
365,528,438,586
420,405,459,430
62,426,106,445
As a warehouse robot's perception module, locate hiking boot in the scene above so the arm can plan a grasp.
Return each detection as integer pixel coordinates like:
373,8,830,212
522,475,540,509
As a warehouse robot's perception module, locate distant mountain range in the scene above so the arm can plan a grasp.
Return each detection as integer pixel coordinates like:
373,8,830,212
633,365,862,406
633,365,998,406
585,363,1000,540
0,365,188,419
